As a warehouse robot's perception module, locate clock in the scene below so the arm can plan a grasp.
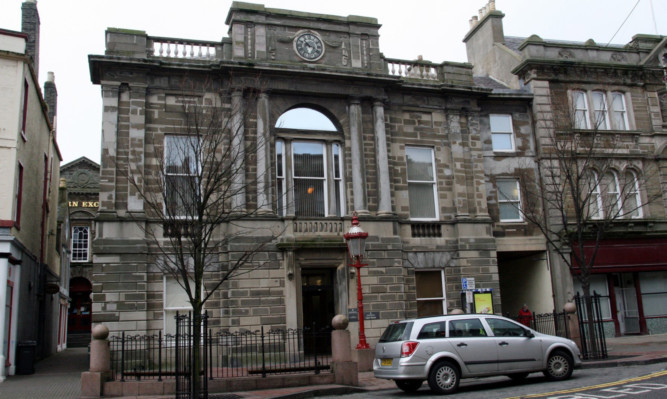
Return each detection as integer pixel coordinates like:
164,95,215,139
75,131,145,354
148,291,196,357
294,32,324,61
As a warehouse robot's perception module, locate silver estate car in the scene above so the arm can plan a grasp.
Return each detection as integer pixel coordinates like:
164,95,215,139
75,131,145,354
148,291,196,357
373,314,582,394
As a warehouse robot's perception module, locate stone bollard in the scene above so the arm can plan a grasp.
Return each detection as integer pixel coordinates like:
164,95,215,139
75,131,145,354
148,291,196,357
81,324,111,398
564,302,582,351
331,315,359,386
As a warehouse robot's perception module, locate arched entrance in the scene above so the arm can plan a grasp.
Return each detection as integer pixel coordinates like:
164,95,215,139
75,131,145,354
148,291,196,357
68,277,92,335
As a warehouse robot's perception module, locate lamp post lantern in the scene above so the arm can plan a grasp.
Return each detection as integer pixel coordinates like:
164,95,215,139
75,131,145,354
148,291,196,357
344,212,369,349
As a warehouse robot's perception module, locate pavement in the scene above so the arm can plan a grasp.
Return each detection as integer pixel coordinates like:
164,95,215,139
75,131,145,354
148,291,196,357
0,334,665,399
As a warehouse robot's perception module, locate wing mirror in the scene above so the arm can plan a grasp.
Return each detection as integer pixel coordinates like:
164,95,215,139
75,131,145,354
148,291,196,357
524,329,534,338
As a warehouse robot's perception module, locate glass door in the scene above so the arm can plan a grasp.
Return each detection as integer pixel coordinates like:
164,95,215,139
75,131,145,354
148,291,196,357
614,273,640,334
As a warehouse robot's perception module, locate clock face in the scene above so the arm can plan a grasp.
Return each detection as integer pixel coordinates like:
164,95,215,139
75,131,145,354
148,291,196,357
294,32,324,61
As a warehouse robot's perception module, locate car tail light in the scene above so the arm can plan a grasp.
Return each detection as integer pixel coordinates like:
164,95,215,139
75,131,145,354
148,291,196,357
401,341,419,357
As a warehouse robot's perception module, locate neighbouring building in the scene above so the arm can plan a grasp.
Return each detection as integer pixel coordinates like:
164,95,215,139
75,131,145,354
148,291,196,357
0,0,66,379
465,1,667,336
60,157,99,347
88,1,545,349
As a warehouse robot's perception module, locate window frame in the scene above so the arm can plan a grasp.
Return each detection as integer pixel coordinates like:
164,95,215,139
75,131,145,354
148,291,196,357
71,225,91,263
275,139,345,218
573,90,590,129
163,135,200,219
20,79,28,142
14,162,24,229
572,90,631,131
624,170,643,219
497,178,523,222
415,269,447,317
406,146,439,221
611,92,629,131
490,114,515,152
591,91,610,130
586,170,603,220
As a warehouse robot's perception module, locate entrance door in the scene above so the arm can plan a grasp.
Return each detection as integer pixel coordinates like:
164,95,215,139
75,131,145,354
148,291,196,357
68,278,92,333
301,268,335,354
614,273,640,335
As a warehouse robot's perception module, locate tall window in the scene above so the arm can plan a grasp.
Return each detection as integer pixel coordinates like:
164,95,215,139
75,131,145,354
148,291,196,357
71,226,90,262
163,276,194,335
585,170,603,219
416,270,446,317
14,163,24,228
592,91,609,130
602,172,621,218
497,179,522,222
611,92,628,131
573,90,590,129
624,171,642,218
639,272,667,317
406,147,437,220
276,140,344,217
490,114,515,151
20,79,29,141
164,135,199,218
574,275,612,320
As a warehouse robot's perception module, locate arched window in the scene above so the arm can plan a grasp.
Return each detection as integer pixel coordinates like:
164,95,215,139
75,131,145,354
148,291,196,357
584,170,602,219
602,171,621,218
275,107,344,217
624,170,643,218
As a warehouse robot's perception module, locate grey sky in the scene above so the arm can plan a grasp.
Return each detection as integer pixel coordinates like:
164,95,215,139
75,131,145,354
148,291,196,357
1,0,664,164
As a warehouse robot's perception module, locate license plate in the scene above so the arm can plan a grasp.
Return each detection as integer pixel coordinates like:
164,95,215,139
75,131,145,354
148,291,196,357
381,358,392,366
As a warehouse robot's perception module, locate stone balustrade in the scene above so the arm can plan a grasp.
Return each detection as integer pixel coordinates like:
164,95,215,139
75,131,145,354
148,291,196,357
147,36,218,59
384,58,440,81
293,220,345,235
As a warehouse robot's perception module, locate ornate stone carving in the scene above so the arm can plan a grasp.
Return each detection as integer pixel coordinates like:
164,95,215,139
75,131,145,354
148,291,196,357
610,52,626,62
558,49,574,59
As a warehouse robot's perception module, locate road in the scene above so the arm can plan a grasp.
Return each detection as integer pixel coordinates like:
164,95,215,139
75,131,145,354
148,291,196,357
319,363,667,399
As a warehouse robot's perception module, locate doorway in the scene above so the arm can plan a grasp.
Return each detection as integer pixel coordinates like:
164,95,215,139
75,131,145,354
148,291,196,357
301,268,335,354
68,277,92,334
613,273,640,335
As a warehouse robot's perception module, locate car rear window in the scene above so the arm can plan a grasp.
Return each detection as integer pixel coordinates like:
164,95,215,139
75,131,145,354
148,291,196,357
379,322,413,342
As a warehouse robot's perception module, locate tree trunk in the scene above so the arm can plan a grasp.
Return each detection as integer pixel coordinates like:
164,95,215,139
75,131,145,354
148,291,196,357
191,309,202,399
581,282,600,358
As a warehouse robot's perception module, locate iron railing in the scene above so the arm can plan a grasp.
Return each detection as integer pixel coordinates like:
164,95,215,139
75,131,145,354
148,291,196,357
575,292,608,359
508,310,570,339
109,316,333,383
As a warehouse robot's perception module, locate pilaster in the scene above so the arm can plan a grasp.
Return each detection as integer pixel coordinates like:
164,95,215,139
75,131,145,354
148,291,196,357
231,91,246,212
373,100,392,215
349,99,368,214
256,93,271,213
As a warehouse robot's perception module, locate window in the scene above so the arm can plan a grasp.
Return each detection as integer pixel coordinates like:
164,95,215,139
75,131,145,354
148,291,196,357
416,270,446,317
611,92,628,130
20,79,28,141
276,140,344,217
572,90,630,130
71,226,90,262
592,91,609,130
417,321,447,339
163,276,194,335
497,179,522,222
14,163,24,228
164,135,199,218
573,90,590,129
585,170,603,219
602,172,621,218
639,272,667,317
624,171,642,218
449,318,487,337
406,147,437,220
490,114,515,151
486,318,529,337
574,275,612,320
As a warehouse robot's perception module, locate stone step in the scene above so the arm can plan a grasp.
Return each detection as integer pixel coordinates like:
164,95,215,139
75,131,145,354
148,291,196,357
67,333,91,348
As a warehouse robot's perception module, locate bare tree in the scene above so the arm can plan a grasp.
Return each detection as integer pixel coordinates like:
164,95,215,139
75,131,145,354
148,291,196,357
124,76,279,396
504,96,661,357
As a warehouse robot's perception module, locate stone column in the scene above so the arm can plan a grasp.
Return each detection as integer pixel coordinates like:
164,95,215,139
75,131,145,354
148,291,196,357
81,324,111,397
256,93,271,213
127,84,146,212
349,99,368,214
231,91,246,212
99,82,120,213
284,138,295,217
373,100,392,215
331,315,359,386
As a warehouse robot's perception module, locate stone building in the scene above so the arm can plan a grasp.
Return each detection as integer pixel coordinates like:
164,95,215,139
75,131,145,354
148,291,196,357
88,1,545,348
0,0,66,378
465,1,667,335
60,157,99,347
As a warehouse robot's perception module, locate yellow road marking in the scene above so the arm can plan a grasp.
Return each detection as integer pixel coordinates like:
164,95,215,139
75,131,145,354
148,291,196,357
504,370,667,398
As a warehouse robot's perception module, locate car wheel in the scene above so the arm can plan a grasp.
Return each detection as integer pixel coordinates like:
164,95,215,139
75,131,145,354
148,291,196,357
395,379,423,393
427,360,460,394
508,372,529,380
543,350,574,381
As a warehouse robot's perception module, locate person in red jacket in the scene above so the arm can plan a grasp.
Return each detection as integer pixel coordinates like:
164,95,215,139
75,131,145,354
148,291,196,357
518,304,533,327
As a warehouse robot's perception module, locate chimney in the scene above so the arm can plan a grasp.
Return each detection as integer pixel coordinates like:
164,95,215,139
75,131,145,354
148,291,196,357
21,0,40,76
44,71,57,132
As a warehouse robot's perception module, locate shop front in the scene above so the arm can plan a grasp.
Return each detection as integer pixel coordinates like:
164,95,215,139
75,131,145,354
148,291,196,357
573,238,667,336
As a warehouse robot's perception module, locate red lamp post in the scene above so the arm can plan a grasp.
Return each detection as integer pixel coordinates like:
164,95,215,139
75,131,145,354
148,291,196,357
344,212,369,349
